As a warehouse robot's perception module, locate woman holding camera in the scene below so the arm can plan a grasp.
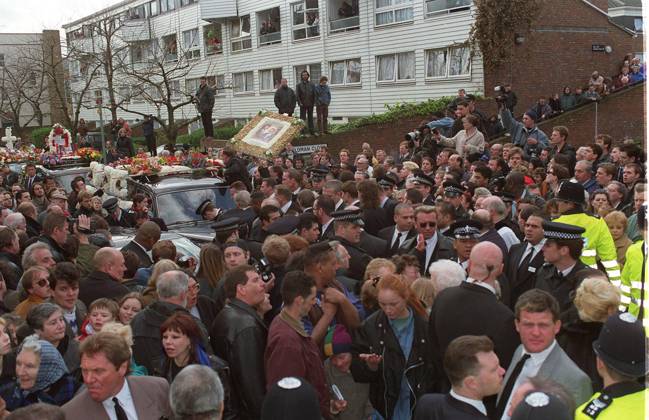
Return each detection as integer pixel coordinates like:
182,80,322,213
433,114,485,157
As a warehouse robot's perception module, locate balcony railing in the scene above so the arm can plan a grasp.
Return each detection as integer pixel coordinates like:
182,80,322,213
205,42,223,55
259,31,281,46
425,0,471,16
330,15,360,33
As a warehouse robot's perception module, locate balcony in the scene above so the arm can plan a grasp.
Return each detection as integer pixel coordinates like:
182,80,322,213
330,16,359,33
425,0,471,17
121,20,151,42
199,0,237,22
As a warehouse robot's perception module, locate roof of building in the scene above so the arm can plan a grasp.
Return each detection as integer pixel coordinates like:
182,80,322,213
609,0,643,8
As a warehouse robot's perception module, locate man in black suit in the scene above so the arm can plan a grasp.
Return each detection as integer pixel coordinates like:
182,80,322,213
429,242,520,389
471,209,508,259
400,205,456,275
275,184,302,215
378,203,416,256
358,230,388,259
121,221,161,269
22,163,44,193
323,179,346,212
314,195,336,240
414,335,504,420
501,209,547,309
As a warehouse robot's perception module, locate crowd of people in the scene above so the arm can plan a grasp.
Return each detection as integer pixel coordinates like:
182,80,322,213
0,63,646,419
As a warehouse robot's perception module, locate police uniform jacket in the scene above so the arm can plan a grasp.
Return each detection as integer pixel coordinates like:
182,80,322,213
351,309,437,419
535,260,589,319
576,381,646,420
334,236,372,282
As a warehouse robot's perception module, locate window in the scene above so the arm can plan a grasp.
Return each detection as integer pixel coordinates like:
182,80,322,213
215,74,225,94
185,78,200,95
180,0,196,6
182,28,200,59
146,84,161,101
295,63,321,84
118,86,131,104
160,0,175,13
231,16,252,52
170,80,182,100
375,0,413,26
0,54,4,67
292,0,320,40
162,34,178,61
70,60,80,77
149,0,159,16
94,89,103,106
130,41,153,63
634,18,643,32
129,4,146,19
72,93,81,106
425,45,471,78
330,58,361,85
425,0,471,17
376,52,415,82
204,24,223,55
233,71,254,93
260,68,283,91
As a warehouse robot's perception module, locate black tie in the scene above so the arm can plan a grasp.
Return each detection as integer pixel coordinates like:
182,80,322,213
495,354,531,418
391,232,403,253
516,246,535,279
113,397,128,420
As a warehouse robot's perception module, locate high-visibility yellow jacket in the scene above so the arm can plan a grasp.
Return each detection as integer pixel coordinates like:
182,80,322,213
620,240,647,327
555,212,621,286
575,386,647,419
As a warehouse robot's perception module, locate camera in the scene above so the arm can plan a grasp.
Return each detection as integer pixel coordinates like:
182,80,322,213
404,131,420,142
494,85,509,105
257,257,273,282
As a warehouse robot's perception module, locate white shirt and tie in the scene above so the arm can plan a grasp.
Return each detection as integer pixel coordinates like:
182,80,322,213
102,379,138,420
518,239,545,267
423,232,438,269
500,341,557,420
390,228,409,250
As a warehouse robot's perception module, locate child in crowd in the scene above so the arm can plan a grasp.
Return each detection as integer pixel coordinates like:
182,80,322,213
604,210,632,268
323,325,375,420
77,298,119,341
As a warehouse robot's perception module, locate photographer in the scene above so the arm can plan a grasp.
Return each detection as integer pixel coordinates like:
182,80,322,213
498,97,549,159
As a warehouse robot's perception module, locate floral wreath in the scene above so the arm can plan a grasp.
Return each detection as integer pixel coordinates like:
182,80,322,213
46,124,72,153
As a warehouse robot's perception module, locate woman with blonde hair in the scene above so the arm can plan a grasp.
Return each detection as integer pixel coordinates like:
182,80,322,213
351,274,434,420
564,274,620,389
410,278,436,314
361,258,396,316
101,321,148,376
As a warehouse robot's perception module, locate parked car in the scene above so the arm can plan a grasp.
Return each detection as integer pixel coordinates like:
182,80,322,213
112,231,201,260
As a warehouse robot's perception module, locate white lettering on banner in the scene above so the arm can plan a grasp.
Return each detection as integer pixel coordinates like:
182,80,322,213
293,144,327,155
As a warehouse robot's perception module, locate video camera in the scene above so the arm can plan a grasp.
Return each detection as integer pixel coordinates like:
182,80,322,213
494,85,509,106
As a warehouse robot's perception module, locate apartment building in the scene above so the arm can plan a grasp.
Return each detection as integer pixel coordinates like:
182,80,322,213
64,0,483,128
0,30,64,131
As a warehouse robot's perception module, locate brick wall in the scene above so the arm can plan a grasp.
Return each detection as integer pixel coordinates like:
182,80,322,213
483,0,643,115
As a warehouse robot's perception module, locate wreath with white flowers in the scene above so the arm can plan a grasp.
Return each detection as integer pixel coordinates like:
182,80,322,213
47,123,73,154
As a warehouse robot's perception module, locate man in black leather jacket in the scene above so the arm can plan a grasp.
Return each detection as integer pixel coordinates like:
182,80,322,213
209,264,268,420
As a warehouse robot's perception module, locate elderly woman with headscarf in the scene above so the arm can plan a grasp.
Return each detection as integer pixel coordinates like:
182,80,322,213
0,335,79,410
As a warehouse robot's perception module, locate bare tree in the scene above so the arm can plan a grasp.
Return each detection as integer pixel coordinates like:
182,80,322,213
115,27,212,143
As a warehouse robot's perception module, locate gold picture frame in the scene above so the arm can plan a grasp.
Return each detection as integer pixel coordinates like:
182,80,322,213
229,111,304,159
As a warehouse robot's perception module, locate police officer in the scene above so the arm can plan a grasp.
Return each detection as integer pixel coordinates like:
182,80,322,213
196,199,220,221
442,181,469,220
620,204,646,322
331,208,371,282
553,181,621,286
575,312,647,419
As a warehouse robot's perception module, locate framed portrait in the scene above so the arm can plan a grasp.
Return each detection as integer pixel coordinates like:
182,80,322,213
230,111,303,158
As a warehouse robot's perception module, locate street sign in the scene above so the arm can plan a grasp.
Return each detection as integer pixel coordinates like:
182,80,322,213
293,144,327,155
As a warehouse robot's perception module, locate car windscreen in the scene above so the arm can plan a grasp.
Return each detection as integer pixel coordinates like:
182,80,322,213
156,187,235,225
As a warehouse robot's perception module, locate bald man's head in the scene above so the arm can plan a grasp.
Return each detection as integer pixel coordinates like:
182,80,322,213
467,242,503,282
93,247,120,271
471,209,492,230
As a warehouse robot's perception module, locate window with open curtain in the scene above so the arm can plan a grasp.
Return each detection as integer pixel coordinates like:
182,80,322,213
397,52,415,80
347,59,361,83
394,6,414,22
377,55,395,81
449,46,470,76
426,49,447,78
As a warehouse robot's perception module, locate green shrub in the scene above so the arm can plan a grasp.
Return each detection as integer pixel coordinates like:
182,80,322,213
29,127,53,148
330,97,457,134
177,125,243,147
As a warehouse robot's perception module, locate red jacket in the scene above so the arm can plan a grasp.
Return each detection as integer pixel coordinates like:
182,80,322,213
264,310,330,419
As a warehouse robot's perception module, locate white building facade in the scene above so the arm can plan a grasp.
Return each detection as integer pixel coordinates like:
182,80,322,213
64,0,484,129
